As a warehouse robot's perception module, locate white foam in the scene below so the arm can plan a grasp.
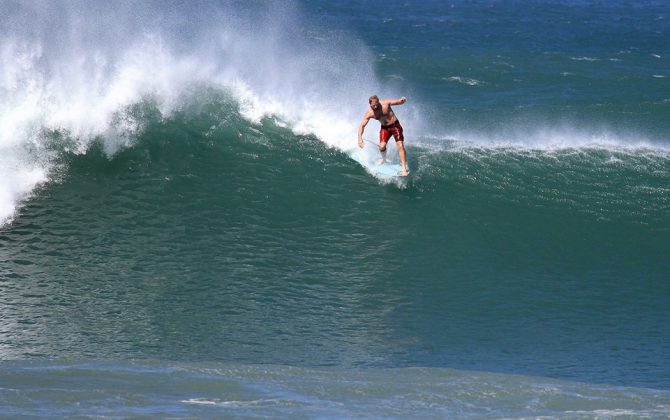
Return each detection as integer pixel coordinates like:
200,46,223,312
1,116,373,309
0,153,48,225
570,56,600,62
181,398,289,407
444,76,485,86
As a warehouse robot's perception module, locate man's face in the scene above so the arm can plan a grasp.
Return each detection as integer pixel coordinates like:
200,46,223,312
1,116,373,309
370,100,380,111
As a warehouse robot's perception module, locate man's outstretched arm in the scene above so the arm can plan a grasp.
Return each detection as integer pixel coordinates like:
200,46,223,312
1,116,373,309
387,96,407,106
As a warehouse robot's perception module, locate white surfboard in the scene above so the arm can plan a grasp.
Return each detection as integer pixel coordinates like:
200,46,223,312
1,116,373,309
371,161,409,177
350,151,409,178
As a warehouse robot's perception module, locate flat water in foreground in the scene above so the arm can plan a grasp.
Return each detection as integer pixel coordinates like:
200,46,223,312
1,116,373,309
2,362,669,418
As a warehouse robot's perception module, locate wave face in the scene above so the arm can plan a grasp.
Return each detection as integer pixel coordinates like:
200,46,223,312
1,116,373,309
1,0,669,416
3,93,669,381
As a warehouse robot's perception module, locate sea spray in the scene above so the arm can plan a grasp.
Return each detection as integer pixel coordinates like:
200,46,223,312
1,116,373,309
0,0,389,225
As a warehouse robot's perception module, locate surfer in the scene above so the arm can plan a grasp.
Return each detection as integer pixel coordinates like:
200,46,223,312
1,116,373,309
358,95,408,176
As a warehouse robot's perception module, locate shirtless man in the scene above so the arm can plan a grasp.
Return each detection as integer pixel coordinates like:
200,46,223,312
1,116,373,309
358,95,408,176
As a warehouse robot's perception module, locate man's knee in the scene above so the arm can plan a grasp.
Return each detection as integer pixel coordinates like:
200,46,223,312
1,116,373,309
379,142,387,152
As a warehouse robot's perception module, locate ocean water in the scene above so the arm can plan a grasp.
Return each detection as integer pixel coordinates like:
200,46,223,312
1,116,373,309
1,0,669,417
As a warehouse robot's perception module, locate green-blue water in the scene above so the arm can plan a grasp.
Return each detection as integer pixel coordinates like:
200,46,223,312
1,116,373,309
1,0,669,417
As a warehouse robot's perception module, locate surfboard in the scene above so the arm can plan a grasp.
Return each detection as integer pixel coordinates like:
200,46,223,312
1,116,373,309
350,151,409,178
372,161,409,177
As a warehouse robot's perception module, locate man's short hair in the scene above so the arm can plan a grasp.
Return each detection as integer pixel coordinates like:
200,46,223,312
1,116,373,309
369,95,379,104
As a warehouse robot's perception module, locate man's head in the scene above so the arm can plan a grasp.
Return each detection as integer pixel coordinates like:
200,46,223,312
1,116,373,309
369,95,380,111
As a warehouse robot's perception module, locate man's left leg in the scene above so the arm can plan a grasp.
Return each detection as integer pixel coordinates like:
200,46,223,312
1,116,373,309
391,123,408,175
397,140,408,176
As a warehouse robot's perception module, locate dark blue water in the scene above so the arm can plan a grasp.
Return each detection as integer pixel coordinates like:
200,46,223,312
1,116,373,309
0,0,669,417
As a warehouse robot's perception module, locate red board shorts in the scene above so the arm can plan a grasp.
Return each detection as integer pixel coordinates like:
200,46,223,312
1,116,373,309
379,121,404,144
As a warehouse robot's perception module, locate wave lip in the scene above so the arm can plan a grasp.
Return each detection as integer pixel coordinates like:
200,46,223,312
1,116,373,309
431,125,670,153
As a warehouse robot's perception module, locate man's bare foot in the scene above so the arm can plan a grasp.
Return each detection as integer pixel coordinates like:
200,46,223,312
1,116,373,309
398,167,409,176
376,158,386,165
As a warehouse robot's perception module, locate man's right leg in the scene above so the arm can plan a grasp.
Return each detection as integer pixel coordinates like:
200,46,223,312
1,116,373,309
377,141,387,164
378,127,390,164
